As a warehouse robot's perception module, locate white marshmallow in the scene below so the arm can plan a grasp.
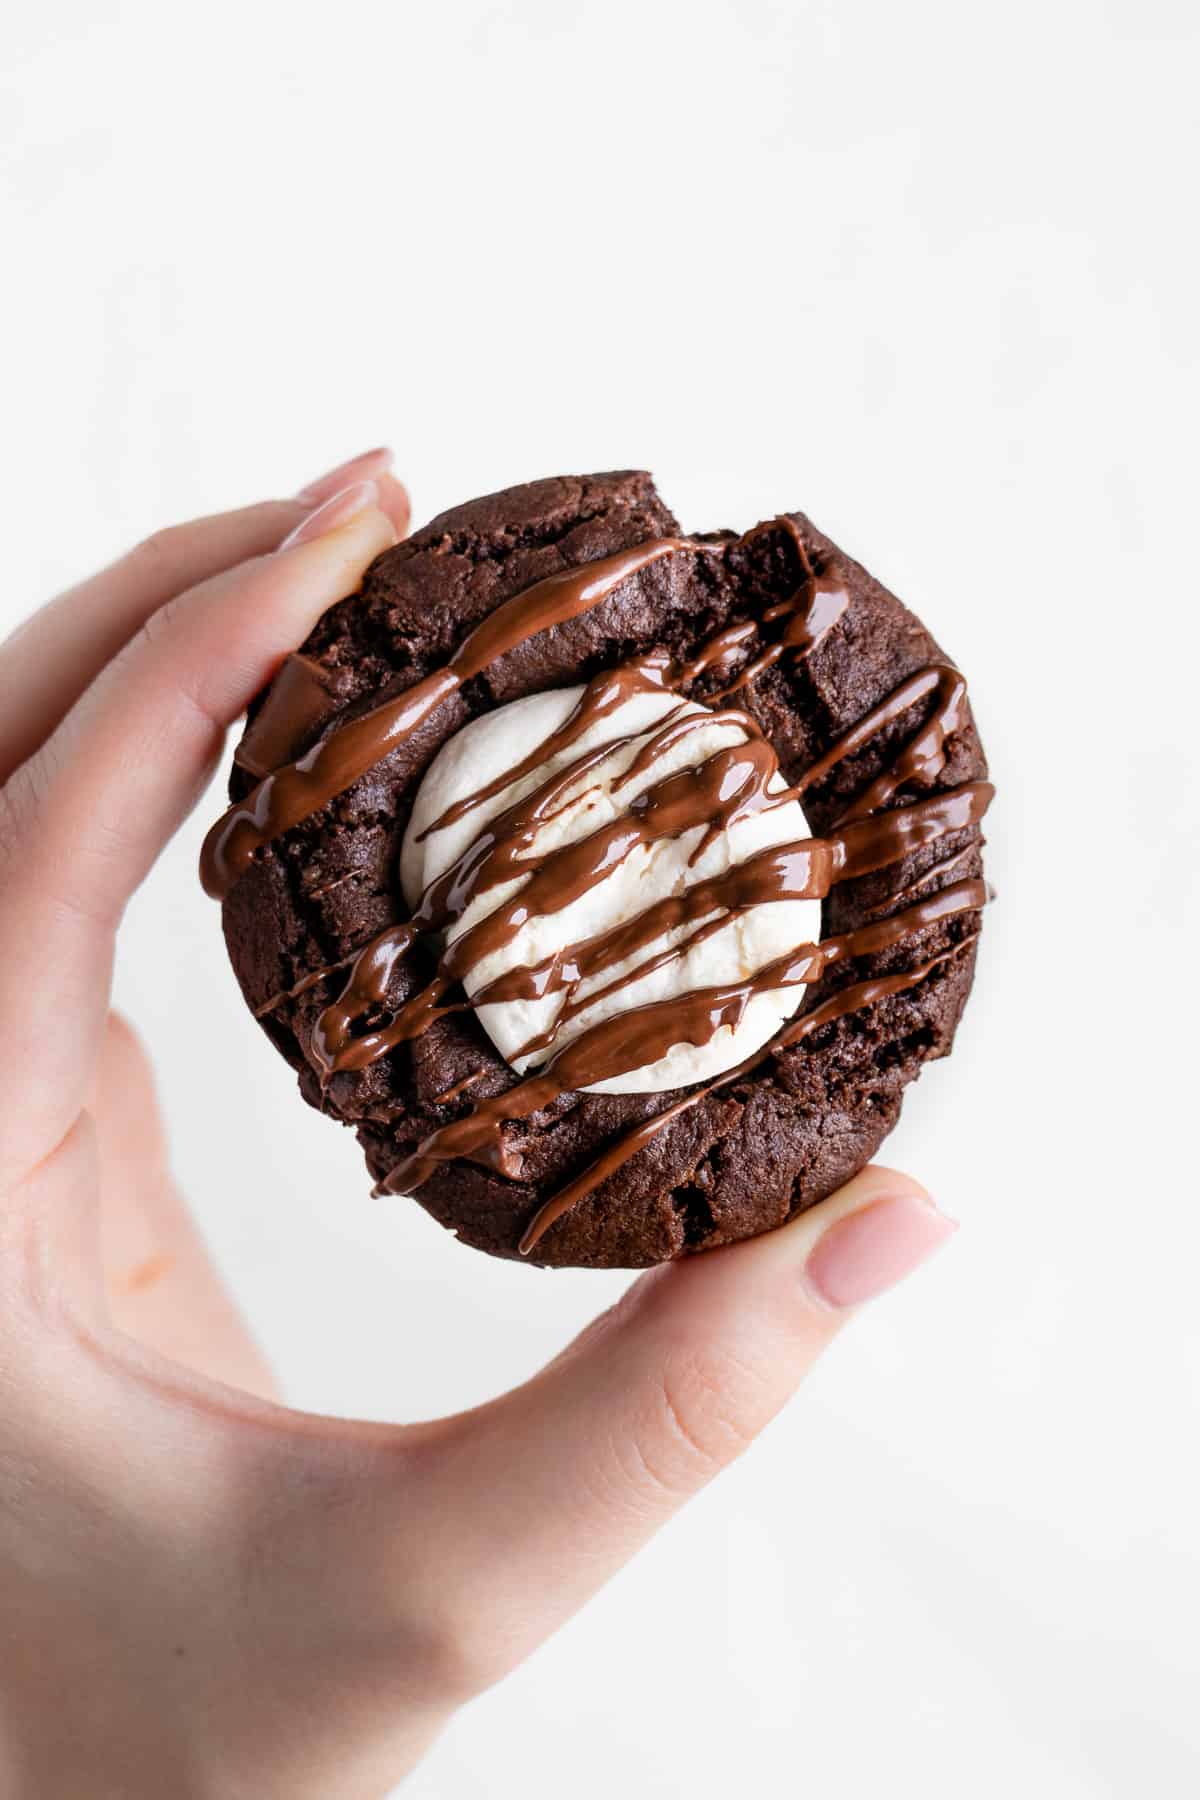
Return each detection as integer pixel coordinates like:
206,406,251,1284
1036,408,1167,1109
400,684,822,1094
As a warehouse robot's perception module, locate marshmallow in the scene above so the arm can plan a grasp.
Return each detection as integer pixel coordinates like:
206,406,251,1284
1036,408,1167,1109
400,683,822,1094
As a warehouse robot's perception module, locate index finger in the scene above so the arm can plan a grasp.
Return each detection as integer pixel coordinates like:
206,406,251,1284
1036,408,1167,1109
0,454,409,783
0,493,398,1191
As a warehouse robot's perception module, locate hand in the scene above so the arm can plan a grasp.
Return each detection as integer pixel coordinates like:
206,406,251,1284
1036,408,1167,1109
0,450,956,1798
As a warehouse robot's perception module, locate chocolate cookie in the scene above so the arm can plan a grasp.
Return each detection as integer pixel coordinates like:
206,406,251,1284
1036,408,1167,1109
204,472,990,1269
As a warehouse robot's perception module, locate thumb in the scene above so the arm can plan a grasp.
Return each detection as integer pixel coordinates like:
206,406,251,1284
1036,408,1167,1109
412,1165,955,1692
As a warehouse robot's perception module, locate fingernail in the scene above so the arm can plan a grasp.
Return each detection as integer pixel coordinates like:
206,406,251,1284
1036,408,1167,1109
279,481,379,551
297,446,393,502
805,1192,957,1309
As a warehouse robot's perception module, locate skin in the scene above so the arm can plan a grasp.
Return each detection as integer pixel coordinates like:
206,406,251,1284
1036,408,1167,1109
0,451,955,1797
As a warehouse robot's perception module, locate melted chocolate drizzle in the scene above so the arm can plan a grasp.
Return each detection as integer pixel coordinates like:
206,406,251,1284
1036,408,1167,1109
201,537,704,899
379,875,987,1202
206,517,989,1252
519,939,973,1253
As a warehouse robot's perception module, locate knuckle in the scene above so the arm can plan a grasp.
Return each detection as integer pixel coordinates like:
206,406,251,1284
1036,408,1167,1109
632,1347,767,1500
0,760,40,870
130,522,187,572
131,587,184,652
0,776,24,865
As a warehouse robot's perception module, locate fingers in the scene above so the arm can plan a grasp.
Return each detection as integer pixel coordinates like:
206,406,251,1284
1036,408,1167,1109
90,1014,277,1398
398,1167,955,1692
0,492,397,1188
0,448,408,785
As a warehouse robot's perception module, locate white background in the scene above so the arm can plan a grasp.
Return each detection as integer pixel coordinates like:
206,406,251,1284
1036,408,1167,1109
3,3,1198,1795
